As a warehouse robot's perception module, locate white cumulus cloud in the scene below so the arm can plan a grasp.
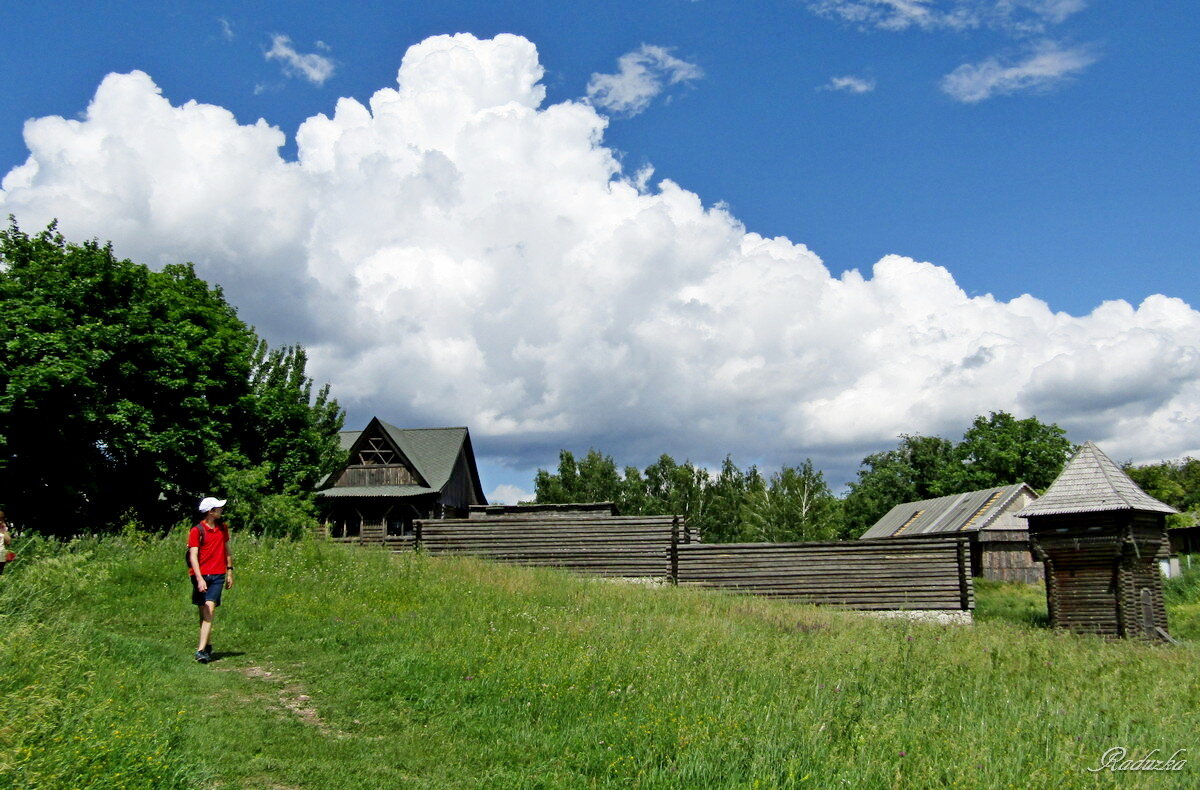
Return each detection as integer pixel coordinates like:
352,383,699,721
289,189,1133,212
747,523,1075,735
265,34,335,86
940,41,1098,102
821,75,876,93
2,32,1198,483
586,44,703,116
488,484,535,505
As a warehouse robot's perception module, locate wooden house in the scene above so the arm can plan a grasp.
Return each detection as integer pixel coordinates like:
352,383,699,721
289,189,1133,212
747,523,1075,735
859,484,1043,583
317,418,487,541
1016,442,1177,641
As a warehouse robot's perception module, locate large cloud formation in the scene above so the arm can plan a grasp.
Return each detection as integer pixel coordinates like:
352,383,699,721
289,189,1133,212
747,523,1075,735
3,33,1199,478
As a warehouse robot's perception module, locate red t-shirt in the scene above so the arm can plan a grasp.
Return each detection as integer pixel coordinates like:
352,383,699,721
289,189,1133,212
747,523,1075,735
188,522,229,576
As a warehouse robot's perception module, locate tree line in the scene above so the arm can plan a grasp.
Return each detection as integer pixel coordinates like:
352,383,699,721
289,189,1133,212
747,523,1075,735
534,412,1078,542
535,452,845,542
0,221,345,537
1125,458,1200,528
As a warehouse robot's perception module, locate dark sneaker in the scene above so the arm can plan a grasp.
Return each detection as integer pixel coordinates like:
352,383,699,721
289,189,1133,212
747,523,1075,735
195,650,209,664
203,644,213,659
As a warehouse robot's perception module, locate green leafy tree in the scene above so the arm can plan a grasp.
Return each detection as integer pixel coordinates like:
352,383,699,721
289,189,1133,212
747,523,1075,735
640,454,708,522
218,343,345,536
533,450,576,504
1126,457,1200,528
842,413,1073,537
237,342,344,492
1125,461,1188,509
946,411,1073,492
576,448,625,504
742,460,843,542
692,456,761,542
534,450,845,543
619,465,649,514
532,449,627,506
842,434,955,536
0,221,344,536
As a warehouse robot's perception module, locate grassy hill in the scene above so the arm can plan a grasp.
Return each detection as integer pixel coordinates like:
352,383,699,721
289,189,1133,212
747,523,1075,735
1,534,1197,789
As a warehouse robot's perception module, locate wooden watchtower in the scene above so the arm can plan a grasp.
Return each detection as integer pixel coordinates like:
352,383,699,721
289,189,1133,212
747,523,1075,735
1016,442,1177,641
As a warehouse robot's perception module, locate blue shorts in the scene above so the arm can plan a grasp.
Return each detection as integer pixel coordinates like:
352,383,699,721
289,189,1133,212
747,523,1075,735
191,574,225,607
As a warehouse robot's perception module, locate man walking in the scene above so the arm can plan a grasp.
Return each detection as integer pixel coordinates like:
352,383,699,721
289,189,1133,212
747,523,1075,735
189,497,234,663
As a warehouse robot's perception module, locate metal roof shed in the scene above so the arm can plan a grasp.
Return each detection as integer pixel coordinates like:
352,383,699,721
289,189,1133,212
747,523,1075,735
860,483,1043,583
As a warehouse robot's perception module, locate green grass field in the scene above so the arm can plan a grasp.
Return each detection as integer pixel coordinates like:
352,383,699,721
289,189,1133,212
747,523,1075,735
2,534,1197,789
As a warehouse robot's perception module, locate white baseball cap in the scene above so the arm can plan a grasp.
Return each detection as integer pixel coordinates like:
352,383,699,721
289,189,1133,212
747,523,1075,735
198,497,227,513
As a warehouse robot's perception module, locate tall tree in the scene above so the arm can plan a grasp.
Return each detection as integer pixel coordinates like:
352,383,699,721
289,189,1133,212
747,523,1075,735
741,460,843,542
841,413,1073,537
0,221,343,535
534,450,846,543
842,434,954,535
219,342,346,535
1126,457,1200,527
946,411,1073,492
694,456,761,543
640,454,708,522
532,449,627,506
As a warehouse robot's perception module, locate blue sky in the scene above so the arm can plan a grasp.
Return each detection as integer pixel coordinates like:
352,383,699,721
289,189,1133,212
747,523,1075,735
2,1,1199,500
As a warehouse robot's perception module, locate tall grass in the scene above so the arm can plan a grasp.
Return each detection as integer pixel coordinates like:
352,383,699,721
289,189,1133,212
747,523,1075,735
974,578,1048,627
2,535,1197,788
0,533,206,789
1164,554,1200,640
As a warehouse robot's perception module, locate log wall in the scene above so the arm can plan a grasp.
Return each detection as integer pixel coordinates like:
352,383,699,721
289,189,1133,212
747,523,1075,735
408,517,973,611
334,464,418,487
1028,511,1170,640
415,515,691,578
675,538,972,611
979,543,1044,584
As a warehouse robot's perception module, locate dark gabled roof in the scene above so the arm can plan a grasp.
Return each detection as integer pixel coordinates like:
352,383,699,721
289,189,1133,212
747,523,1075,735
377,422,469,493
859,483,1036,539
1016,441,1177,517
324,419,487,504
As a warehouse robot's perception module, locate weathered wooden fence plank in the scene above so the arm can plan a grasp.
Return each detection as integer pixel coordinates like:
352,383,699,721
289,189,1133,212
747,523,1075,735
675,538,971,611
416,515,679,577
408,517,972,611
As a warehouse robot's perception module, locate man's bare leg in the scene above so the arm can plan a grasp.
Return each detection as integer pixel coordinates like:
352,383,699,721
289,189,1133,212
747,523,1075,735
197,602,215,652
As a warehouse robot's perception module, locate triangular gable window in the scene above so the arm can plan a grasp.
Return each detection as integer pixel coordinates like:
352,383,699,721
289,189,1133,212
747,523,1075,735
335,420,425,489
357,436,399,466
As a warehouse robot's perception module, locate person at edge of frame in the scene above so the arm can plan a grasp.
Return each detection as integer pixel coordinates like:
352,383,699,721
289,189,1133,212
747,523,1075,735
189,497,234,663
0,510,12,575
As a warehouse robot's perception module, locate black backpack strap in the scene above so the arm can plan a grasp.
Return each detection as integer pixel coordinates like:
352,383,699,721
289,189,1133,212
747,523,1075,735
186,525,207,571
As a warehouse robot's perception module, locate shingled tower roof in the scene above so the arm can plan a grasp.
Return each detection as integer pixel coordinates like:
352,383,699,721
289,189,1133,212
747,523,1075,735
1016,441,1177,518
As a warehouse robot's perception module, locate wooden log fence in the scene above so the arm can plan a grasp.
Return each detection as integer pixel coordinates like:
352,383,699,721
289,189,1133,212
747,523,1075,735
675,538,973,610
415,515,692,578
329,535,415,551
338,515,976,611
